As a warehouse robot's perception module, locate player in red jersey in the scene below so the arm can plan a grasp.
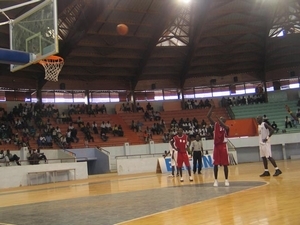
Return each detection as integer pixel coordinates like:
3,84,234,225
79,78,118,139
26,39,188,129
207,106,230,187
171,128,193,182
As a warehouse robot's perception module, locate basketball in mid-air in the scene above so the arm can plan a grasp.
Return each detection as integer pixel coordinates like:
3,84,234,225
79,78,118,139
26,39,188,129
116,24,128,35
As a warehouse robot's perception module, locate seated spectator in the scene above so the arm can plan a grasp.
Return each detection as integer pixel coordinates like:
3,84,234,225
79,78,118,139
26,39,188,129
125,102,132,113
117,125,124,137
54,111,62,124
194,100,199,109
0,150,10,166
92,121,98,134
206,124,214,139
38,134,47,147
85,130,94,143
144,131,150,143
22,134,30,147
27,149,39,165
29,127,36,139
71,128,79,143
15,118,23,130
37,148,48,163
131,120,138,132
87,105,96,117
285,116,293,128
94,104,100,114
69,122,75,131
13,133,22,147
162,133,170,143
100,130,108,142
5,150,21,165
60,135,67,147
271,121,279,133
112,124,119,136
204,99,211,108
151,123,158,135
76,116,84,127
154,111,161,121
159,119,165,130
55,126,61,135
22,127,29,136
100,104,107,114
170,118,177,127
66,129,73,143
144,110,152,121
105,121,112,132
45,133,53,147
60,112,67,123
136,103,144,112
146,102,153,111
100,121,107,133
145,127,152,140
200,119,207,128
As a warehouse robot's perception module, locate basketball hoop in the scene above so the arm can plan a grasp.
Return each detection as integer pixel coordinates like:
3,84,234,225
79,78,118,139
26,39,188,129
38,55,64,82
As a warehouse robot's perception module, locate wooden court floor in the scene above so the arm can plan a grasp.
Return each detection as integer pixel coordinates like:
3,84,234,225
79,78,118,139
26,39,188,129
0,159,299,225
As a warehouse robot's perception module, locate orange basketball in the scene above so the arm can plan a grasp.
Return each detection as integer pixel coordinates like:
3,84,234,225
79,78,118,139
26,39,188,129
117,24,128,35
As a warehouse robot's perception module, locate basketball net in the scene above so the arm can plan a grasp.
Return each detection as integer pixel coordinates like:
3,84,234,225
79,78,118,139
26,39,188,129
38,55,64,82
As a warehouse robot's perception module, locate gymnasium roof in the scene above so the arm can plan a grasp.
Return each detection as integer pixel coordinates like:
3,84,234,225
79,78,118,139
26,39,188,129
0,0,299,91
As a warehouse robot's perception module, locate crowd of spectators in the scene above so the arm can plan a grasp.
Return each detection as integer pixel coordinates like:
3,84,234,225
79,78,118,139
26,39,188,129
184,99,212,110
165,117,214,142
220,94,265,107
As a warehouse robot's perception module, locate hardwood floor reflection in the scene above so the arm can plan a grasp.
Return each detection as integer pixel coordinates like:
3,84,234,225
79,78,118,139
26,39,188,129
0,160,299,225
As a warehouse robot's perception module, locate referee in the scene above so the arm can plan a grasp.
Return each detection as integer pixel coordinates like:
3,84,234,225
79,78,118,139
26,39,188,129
191,134,204,174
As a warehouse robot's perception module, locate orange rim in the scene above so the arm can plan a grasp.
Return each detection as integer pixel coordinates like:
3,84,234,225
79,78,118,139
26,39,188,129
38,55,64,65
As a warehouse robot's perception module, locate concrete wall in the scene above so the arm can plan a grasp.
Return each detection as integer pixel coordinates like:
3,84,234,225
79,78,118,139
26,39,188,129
1,162,88,189
68,148,110,175
103,132,300,172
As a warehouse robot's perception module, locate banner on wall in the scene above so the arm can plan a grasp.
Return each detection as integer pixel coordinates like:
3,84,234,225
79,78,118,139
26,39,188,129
157,153,237,174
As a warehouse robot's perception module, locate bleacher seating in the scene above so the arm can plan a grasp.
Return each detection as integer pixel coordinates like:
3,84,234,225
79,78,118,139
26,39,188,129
119,107,229,143
231,100,299,133
163,101,182,111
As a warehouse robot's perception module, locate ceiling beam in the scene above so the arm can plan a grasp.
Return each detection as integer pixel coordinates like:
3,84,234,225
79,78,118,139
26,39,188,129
180,0,213,88
132,1,182,90
59,0,107,59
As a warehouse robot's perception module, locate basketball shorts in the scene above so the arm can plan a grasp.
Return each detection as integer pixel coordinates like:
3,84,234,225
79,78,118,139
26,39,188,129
259,142,272,158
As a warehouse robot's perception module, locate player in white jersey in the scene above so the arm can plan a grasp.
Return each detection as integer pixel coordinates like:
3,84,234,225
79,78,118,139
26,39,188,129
167,135,179,177
257,116,282,177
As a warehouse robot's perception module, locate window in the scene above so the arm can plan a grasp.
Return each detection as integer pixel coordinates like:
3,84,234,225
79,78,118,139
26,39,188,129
164,89,179,100
212,86,230,97
110,92,120,102
55,92,73,103
183,88,194,99
42,91,55,103
195,87,212,98
73,92,85,103
91,92,109,103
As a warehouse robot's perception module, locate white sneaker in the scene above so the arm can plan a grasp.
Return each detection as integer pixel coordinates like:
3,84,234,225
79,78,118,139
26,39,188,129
189,176,193,182
180,177,184,182
225,180,230,186
213,180,218,187
168,174,174,178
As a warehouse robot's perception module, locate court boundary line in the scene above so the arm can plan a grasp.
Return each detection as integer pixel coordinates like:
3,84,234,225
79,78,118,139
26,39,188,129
115,181,269,225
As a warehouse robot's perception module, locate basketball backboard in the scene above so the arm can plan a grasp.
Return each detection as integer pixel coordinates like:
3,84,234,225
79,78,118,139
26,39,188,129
9,0,58,72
